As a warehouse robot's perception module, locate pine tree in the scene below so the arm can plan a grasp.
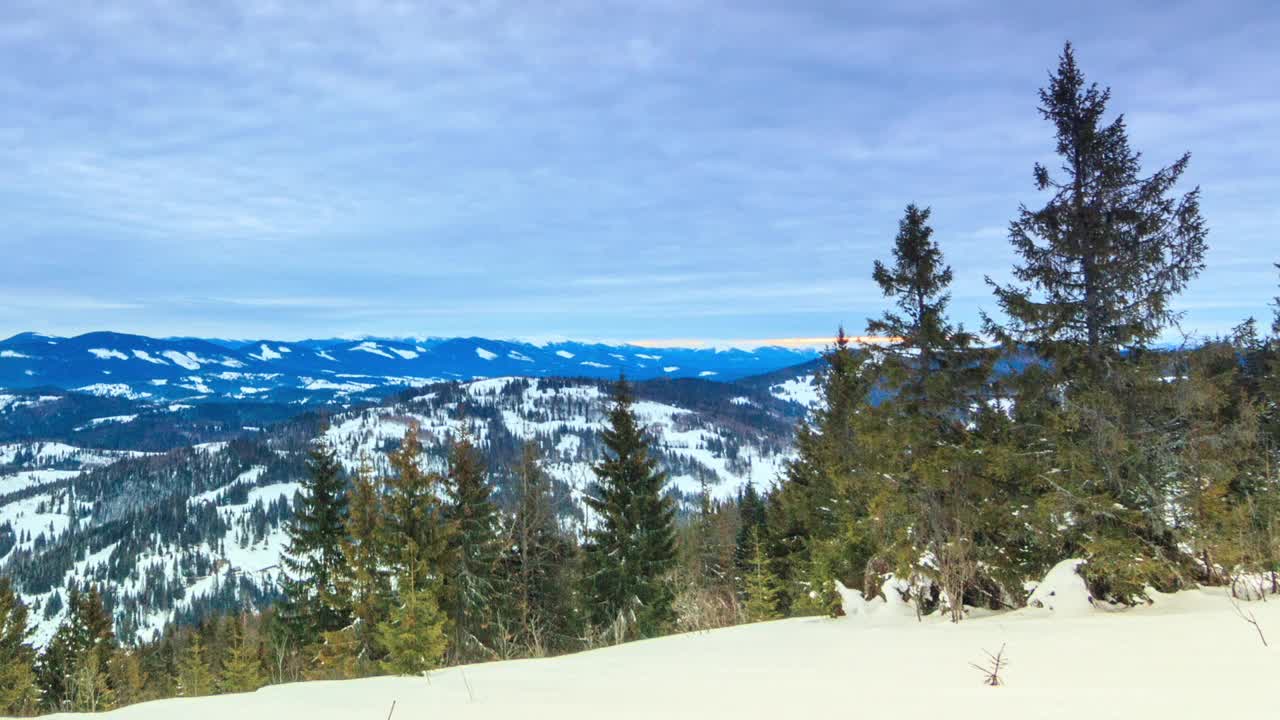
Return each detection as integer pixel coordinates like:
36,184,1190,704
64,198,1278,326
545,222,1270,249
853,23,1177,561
0,578,38,716
217,616,264,694
742,528,782,622
106,650,147,709
986,42,1207,371
869,204,958,395
770,329,874,615
505,443,579,654
376,567,449,676
866,203,993,621
333,462,390,672
175,634,213,698
280,441,350,645
982,43,1210,602
582,377,677,640
375,425,452,674
442,429,503,662
38,586,116,711
381,423,451,586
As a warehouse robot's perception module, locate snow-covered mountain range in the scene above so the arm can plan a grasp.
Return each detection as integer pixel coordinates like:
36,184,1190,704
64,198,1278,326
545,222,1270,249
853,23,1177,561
0,332,821,405
0,366,821,647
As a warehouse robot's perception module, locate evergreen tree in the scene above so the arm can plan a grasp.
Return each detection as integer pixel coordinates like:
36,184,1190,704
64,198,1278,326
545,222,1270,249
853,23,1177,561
982,43,1210,602
175,634,213,698
38,587,116,711
280,441,350,645
582,377,677,640
987,41,1207,371
332,462,390,673
376,567,449,676
770,329,874,615
0,578,38,716
742,528,782,622
217,617,265,694
442,429,503,662
375,425,452,674
106,650,147,709
381,424,451,586
505,443,579,654
869,203,958,396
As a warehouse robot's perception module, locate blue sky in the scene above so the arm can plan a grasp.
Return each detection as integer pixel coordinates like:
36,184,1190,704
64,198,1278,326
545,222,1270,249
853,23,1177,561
1,1,1277,344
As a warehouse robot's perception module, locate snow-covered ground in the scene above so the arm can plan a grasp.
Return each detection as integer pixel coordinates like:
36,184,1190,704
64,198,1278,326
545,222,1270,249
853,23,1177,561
37,583,1279,719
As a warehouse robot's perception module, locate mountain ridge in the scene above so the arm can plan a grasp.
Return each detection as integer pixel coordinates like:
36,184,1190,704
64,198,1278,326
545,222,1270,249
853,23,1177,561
1,331,824,405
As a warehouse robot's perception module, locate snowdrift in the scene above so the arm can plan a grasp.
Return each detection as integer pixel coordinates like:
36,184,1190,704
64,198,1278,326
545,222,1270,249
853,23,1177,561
37,584,1280,720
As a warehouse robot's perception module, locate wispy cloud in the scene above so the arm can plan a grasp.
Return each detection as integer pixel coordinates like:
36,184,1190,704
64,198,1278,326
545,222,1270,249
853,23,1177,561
1,0,1276,340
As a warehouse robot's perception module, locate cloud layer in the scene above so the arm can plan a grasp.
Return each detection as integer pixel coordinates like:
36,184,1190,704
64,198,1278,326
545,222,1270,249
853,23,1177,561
1,0,1276,341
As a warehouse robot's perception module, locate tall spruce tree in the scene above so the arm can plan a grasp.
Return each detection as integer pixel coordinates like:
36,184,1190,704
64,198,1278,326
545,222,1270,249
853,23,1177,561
867,204,993,620
506,443,578,654
771,329,873,615
175,634,213,698
869,203,958,396
280,441,350,645
981,42,1210,602
987,42,1207,372
328,462,390,675
380,424,451,583
216,615,265,694
0,578,38,716
38,587,116,711
442,429,503,662
376,424,451,670
582,377,677,640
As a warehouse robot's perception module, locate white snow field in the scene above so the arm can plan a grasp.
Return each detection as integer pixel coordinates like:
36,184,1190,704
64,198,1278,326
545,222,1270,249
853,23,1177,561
37,582,1279,720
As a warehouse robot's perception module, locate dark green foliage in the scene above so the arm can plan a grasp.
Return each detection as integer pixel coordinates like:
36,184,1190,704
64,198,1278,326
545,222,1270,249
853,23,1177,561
380,424,451,585
331,463,390,674
503,443,580,655
0,578,38,715
582,377,678,640
442,430,503,662
280,441,351,645
987,42,1207,370
37,586,117,711
376,570,448,676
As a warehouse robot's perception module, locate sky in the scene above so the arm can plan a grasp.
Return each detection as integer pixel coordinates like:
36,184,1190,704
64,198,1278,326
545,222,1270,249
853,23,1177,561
0,0,1277,345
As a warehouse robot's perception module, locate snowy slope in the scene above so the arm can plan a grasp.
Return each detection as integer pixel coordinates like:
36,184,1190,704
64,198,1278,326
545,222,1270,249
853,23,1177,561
33,585,1280,720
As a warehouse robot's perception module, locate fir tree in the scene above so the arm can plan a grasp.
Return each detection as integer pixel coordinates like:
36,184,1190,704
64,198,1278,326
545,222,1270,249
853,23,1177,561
982,43,1210,601
505,443,579,654
771,329,873,614
38,587,116,711
106,650,147,709
987,41,1207,371
742,528,782,622
582,377,677,640
217,616,265,694
175,634,213,698
442,429,503,662
869,203,958,395
375,426,452,673
376,567,449,676
0,578,38,716
280,441,350,645
381,424,451,586
334,462,390,672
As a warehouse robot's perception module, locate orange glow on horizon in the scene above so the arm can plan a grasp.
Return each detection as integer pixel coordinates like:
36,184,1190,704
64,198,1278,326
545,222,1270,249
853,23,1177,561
629,336,901,349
